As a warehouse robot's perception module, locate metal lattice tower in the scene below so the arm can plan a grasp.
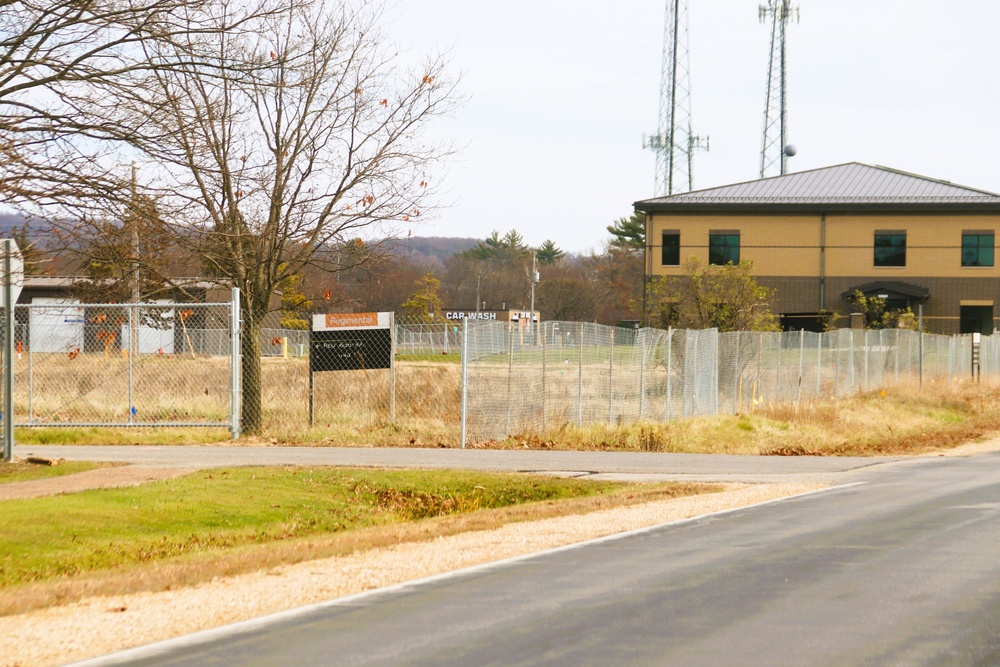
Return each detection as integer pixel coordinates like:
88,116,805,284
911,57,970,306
644,0,708,197
759,0,799,178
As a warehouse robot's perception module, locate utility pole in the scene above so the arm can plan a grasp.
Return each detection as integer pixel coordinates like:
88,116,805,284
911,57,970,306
529,251,538,334
130,163,140,359
759,0,799,178
475,274,482,313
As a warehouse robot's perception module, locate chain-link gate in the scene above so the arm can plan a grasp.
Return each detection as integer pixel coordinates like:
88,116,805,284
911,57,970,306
9,300,238,432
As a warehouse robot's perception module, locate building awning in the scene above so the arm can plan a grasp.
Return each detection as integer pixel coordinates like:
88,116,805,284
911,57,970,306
841,281,930,303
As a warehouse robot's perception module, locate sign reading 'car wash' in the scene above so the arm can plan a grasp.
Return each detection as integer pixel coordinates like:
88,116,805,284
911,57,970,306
310,312,393,372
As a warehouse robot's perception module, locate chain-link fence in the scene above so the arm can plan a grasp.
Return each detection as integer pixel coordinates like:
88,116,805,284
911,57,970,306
277,315,459,439
7,301,238,430
395,321,460,356
460,321,996,443
3,301,995,445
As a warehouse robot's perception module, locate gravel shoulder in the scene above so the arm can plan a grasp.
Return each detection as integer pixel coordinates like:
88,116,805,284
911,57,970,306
0,482,820,667
2,437,999,667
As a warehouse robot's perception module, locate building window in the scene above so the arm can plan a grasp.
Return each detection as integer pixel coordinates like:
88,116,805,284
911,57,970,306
662,231,680,266
874,232,906,267
962,232,994,267
709,232,740,265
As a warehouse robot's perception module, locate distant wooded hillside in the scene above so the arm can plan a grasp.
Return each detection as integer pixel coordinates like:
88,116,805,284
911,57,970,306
0,212,35,234
390,236,479,266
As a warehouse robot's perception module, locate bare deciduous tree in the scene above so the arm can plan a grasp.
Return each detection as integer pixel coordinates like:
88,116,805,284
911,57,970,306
0,0,272,206
59,0,460,434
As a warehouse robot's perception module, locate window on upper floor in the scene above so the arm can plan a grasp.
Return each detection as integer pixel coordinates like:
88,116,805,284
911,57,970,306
708,231,740,265
962,232,994,267
874,232,906,267
662,231,680,266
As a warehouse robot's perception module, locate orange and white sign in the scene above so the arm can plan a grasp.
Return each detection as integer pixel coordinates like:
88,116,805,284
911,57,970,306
313,312,391,331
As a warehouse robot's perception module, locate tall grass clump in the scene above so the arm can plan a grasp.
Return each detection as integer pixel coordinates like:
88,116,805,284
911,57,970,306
478,380,1000,456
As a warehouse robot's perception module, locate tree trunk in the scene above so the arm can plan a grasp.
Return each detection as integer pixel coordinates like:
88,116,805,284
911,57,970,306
241,306,264,436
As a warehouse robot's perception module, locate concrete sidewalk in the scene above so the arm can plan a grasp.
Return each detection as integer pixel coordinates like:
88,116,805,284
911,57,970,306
12,444,902,484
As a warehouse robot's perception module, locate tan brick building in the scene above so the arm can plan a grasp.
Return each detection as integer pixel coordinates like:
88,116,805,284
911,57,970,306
634,163,1000,334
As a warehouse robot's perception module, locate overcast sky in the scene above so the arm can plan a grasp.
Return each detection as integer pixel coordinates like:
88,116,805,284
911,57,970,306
389,0,1000,254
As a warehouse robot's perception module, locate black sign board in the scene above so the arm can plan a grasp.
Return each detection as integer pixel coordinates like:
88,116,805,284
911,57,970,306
310,329,392,372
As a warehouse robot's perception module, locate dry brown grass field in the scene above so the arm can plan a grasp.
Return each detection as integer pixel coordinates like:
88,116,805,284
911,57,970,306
11,351,1000,455
14,355,461,444
493,380,1000,457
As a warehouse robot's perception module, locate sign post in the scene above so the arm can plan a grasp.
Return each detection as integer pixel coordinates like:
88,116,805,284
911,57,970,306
308,316,314,427
309,312,394,426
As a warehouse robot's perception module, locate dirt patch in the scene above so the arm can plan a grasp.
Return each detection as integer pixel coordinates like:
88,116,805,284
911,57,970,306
0,466,196,501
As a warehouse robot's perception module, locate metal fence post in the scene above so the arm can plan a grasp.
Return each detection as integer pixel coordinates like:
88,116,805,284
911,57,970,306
892,329,899,383
389,311,396,424
691,330,700,417
541,322,547,432
608,326,614,423
918,304,924,388
947,335,954,382
878,329,884,387
127,303,135,425
733,330,740,414
638,328,645,421
797,329,804,404
849,330,856,391
2,241,12,461
577,323,584,425
755,333,762,406
919,330,924,388
666,327,673,420
816,331,822,397
460,318,468,448
230,288,241,439
506,321,514,436
775,332,782,402
864,330,870,391
27,316,33,423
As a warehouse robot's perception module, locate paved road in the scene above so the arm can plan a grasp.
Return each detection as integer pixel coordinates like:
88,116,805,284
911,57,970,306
73,451,1000,666
15,444,897,484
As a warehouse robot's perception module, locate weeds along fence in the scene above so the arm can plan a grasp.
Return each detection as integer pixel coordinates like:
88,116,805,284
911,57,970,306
460,321,998,443
5,302,238,432
3,304,995,444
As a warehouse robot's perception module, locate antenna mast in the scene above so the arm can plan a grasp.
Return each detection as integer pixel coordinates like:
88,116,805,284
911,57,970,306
759,0,799,178
644,0,708,196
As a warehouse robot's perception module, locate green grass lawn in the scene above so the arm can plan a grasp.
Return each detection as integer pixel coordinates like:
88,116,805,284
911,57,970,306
0,466,638,587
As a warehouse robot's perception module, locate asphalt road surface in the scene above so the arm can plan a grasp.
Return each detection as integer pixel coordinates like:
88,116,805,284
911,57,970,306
17,444,894,484
73,451,1000,667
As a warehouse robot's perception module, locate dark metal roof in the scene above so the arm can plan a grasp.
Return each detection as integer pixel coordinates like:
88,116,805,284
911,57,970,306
22,275,225,291
635,163,1000,214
